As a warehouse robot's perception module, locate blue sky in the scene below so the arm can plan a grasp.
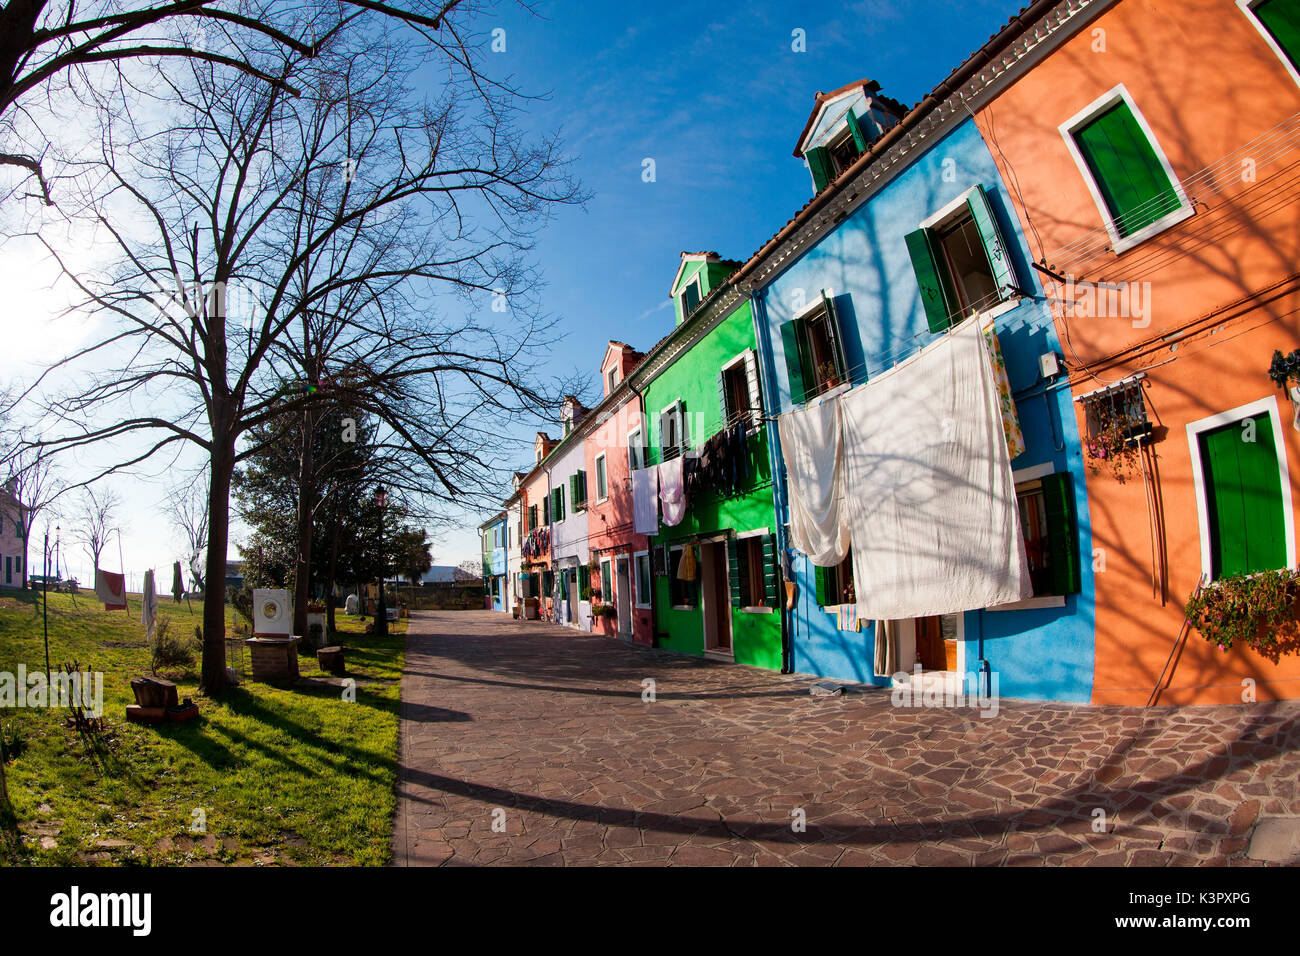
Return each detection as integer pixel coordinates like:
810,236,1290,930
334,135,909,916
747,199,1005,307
431,0,1021,561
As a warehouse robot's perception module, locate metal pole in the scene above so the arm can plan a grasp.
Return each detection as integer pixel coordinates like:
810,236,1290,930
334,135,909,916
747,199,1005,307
41,531,50,675
375,502,388,637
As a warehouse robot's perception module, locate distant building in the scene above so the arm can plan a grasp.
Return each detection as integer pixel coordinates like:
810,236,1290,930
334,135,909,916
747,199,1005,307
0,482,28,588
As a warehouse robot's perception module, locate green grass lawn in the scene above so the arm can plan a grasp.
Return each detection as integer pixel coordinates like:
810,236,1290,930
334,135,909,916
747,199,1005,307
0,588,405,866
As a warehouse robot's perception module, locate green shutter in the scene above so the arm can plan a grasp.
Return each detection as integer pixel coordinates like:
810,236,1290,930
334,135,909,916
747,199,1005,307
905,227,957,334
763,534,779,608
807,146,833,192
1200,415,1287,578
822,291,851,382
780,319,808,405
569,474,579,512
1073,100,1180,238
727,537,742,607
717,368,729,424
1041,471,1081,595
966,185,1016,300
1258,0,1300,69
846,108,869,153
814,565,829,607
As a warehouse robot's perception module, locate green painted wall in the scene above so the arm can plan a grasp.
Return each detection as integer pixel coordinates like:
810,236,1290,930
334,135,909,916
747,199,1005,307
643,298,783,671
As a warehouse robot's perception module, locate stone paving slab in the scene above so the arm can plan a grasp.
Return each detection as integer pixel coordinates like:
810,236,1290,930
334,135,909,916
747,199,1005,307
392,611,1300,866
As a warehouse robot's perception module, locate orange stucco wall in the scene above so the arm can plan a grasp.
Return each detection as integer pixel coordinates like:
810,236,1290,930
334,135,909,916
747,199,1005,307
979,0,1300,704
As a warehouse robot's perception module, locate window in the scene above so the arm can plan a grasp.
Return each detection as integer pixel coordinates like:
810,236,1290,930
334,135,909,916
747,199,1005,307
542,494,550,525
634,551,651,608
542,570,554,595
600,558,612,602
659,401,688,459
905,185,1018,335
680,277,702,320
827,129,857,177
607,367,618,393
668,546,698,608
1080,377,1153,453
728,534,776,609
528,504,538,530
569,471,587,511
780,294,848,405
1241,0,1300,85
1190,401,1293,580
815,549,855,607
1015,473,1081,597
718,350,762,427
627,426,645,472
551,485,566,522
805,108,870,191
1061,88,1190,253
594,453,608,501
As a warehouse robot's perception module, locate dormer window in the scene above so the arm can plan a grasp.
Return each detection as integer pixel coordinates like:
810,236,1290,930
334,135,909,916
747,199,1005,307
607,367,618,393
827,128,859,177
680,277,702,319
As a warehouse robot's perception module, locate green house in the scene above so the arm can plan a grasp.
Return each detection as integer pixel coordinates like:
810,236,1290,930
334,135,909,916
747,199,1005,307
638,252,783,671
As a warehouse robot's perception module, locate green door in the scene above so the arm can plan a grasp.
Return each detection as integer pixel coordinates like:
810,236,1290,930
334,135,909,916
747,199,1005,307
1199,413,1287,578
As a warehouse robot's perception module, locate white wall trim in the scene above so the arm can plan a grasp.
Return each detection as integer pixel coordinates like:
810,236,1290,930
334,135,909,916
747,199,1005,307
988,594,1067,612
919,185,979,231
1012,462,1057,483
1238,0,1300,90
593,452,608,504
1186,395,1296,580
1057,84,1193,255
632,549,651,608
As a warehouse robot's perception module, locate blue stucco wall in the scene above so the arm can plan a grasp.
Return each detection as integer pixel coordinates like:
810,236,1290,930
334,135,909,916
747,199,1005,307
754,117,1096,702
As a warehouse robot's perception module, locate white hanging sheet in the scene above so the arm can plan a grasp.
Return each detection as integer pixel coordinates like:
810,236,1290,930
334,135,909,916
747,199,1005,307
632,466,660,535
778,392,851,566
841,316,1031,620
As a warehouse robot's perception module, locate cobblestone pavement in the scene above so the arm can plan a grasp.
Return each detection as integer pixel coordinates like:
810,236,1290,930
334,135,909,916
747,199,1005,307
392,611,1300,866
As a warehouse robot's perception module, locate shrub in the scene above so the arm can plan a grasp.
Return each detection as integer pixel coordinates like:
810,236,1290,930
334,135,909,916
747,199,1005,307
0,722,26,763
149,615,197,675
1185,569,1299,658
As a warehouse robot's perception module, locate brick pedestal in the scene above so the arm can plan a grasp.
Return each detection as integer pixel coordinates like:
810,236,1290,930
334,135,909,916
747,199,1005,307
246,636,301,683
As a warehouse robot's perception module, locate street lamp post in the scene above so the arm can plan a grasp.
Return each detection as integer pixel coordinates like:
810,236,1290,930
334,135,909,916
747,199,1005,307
41,529,50,675
374,484,388,638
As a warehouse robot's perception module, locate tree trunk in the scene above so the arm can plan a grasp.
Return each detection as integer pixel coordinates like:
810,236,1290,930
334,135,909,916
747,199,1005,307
325,516,339,636
200,440,234,696
292,404,315,640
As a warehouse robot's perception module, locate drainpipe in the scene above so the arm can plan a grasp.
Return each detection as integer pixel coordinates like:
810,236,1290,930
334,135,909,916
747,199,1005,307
626,377,658,648
748,288,795,674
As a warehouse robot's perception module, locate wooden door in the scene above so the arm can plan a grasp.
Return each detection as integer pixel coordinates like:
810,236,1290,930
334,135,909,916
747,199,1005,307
916,616,946,671
712,543,731,649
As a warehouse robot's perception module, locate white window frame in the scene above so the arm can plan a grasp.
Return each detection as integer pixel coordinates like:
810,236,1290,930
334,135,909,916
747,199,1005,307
594,452,608,503
1187,395,1296,582
633,549,651,608
668,545,695,611
680,274,703,319
1058,85,1193,255
734,529,774,614
607,367,618,393
599,556,614,604
918,186,1025,325
627,426,644,472
659,399,685,455
1239,0,1300,90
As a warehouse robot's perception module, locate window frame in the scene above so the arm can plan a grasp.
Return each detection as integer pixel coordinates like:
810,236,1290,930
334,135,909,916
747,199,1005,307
1058,85,1193,255
594,452,608,503
680,275,702,320
1239,0,1300,90
599,557,613,603
659,399,687,459
668,545,698,610
782,292,849,406
633,549,651,608
627,425,644,472
1187,396,1296,582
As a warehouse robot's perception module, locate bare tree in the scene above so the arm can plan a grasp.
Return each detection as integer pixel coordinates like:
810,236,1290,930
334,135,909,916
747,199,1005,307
20,13,580,694
168,478,209,590
73,485,118,575
0,0,468,205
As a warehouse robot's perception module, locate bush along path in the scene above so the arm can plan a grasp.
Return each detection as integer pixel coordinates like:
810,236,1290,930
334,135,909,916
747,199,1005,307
0,589,405,866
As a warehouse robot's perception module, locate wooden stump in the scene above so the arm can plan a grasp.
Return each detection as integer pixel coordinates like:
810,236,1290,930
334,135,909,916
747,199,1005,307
316,646,346,676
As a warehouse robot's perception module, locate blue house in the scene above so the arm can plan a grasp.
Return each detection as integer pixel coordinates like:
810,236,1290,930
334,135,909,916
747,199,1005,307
744,79,1097,702
478,513,508,611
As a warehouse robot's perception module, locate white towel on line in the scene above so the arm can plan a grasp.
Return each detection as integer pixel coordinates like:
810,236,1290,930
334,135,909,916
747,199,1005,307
778,393,851,566
658,457,687,527
632,466,660,535
841,316,1032,620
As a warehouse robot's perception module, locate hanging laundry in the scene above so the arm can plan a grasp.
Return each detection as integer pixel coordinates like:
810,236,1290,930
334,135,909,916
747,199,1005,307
658,457,687,527
140,569,159,638
984,323,1026,459
841,316,1031,620
873,619,899,678
778,393,850,566
632,466,660,535
676,543,698,582
171,561,184,603
94,568,127,611
728,420,749,495
836,602,861,632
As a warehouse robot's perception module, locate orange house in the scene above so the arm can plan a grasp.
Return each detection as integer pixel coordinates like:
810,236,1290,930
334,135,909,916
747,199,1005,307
518,432,557,618
977,0,1300,703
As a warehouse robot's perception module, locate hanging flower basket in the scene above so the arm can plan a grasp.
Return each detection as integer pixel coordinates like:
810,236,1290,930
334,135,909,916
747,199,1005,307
1185,569,1300,660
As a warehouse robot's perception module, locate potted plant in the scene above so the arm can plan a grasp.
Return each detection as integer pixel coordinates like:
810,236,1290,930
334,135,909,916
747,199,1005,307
1083,396,1148,483
1185,569,1300,662
591,602,618,636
